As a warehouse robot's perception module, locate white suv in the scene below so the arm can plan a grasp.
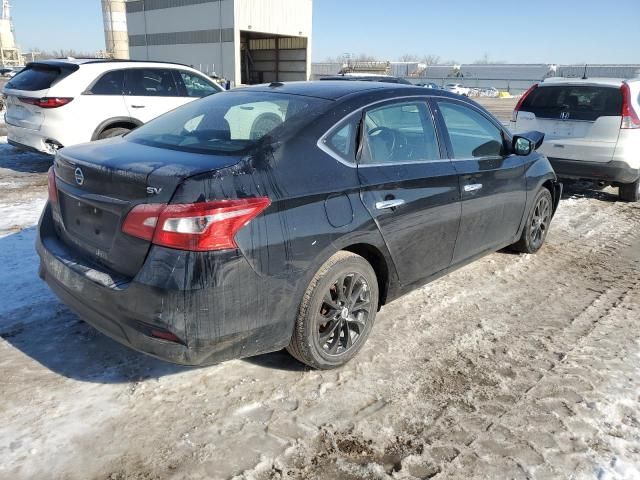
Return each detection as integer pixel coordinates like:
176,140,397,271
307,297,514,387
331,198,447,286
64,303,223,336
2,59,224,155
511,77,640,202
444,83,470,96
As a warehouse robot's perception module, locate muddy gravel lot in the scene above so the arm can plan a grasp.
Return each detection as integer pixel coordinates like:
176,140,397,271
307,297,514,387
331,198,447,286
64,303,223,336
1,105,639,480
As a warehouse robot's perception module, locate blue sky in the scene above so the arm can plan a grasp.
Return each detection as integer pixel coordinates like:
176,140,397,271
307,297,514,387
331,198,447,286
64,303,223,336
11,0,640,63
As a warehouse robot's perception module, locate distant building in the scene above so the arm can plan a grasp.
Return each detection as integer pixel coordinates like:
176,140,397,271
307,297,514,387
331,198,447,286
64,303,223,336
124,0,312,85
0,0,20,67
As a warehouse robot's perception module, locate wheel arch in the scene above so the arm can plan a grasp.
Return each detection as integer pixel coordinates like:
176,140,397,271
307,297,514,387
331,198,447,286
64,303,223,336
91,117,143,141
342,243,391,309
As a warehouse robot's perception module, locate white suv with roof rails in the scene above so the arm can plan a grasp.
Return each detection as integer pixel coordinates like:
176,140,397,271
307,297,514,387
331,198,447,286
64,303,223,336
511,77,640,202
2,59,224,155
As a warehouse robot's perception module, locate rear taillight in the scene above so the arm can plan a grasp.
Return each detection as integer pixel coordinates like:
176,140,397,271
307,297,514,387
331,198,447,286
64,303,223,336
19,97,73,109
122,198,271,252
47,167,58,204
512,83,538,122
620,84,640,129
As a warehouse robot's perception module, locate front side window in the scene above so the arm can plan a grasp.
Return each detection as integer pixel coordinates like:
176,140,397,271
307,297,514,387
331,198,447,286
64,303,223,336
126,91,331,155
177,71,220,98
437,101,504,159
125,68,179,97
360,102,440,165
90,70,125,95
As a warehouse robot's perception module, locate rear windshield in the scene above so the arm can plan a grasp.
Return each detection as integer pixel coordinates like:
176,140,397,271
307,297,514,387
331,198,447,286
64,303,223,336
6,66,62,91
126,91,332,155
521,85,622,121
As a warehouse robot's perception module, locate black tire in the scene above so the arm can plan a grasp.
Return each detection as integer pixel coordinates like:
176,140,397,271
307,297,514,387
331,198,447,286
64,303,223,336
511,188,553,254
287,251,379,369
619,179,640,202
98,127,131,140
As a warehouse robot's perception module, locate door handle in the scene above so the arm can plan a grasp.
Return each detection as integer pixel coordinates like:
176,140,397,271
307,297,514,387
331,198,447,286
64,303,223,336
375,199,405,210
131,105,146,109
464,184,483,193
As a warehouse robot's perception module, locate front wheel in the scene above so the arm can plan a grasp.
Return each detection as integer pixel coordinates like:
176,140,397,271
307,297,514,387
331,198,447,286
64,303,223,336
287,252,379,369
619,179,640,202
510,188,553,254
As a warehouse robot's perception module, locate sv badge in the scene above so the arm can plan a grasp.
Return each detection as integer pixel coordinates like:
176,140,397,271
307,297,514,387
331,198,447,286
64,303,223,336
147,187,163,195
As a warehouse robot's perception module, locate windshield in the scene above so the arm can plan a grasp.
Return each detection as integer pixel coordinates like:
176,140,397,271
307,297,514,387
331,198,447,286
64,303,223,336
126,91,331,154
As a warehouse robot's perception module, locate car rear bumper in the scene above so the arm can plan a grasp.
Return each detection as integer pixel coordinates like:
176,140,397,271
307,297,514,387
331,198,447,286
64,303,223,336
548,158,640,185
7,123,63,155
36,204,294,366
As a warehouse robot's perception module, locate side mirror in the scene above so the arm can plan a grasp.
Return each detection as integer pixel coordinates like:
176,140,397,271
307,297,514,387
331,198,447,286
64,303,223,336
513,136,533,156
512,131,545,156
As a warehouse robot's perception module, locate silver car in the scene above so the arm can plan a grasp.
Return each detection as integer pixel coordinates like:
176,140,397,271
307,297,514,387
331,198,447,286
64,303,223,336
511,77,640,202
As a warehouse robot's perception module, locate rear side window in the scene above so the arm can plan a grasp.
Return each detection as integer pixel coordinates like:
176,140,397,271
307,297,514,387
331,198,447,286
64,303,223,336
437,101,504,159
90,70,125,95
6,66,61,91
124,69,179,97
176,71,219,98
361,102,440,165
521,85,623,121
324,118,358,162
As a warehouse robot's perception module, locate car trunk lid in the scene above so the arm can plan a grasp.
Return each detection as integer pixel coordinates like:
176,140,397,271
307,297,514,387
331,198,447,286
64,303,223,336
514,84,623,163
52,137,244,277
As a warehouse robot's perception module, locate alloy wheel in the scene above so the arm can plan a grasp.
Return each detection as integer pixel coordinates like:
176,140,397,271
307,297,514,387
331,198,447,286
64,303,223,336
316,273,372,356
529,194,552,249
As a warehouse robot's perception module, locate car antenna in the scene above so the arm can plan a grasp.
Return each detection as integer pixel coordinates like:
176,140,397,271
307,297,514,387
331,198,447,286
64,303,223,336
582,64,588,80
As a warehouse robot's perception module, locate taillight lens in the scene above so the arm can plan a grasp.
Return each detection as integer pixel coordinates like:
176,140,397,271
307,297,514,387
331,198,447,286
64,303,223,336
19,97,74,109
512,83,538,122
620,84,640,129
122,198,271,251
47,167,58,204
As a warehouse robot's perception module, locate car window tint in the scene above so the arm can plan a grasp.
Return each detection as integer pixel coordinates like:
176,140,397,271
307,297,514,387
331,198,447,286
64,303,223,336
438,102,504,159
126,91,331,155
360,102,439,165
90,70,124,95
178,71,219,98
521,85,622,121
6,66,61,91
125,69,179,97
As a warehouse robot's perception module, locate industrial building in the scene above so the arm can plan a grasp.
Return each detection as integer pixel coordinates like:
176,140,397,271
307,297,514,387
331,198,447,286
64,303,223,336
122,0,312,85
0,0,20,67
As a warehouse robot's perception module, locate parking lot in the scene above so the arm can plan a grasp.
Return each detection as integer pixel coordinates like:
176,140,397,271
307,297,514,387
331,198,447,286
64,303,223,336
1,97,640,480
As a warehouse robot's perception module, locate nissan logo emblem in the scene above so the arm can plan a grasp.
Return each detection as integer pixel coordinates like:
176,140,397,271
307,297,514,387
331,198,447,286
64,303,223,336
74,167,84,186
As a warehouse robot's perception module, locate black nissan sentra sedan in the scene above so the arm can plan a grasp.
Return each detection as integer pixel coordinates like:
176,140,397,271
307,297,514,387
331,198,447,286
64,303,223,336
37,81,561,369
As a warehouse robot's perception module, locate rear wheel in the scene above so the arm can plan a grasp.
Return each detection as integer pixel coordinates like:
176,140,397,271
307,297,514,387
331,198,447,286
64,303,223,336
287,252,379,369
98,127,131,140
511,188,553,254
619,179,640,202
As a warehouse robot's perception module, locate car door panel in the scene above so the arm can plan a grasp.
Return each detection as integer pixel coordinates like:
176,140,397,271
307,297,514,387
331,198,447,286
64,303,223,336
123,68,189,124
432,99,526,262
356,100,461,286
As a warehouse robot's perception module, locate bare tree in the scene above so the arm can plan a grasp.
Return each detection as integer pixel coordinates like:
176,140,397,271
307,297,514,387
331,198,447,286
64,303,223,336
421,54,442,65
473,53,507,65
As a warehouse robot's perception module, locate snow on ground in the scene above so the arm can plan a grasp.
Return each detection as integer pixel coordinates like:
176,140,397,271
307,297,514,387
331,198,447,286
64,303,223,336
1,138,639,480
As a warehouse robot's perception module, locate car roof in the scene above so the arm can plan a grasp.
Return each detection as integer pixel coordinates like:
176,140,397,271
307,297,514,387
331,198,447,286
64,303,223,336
26,58,195,70
540,77,634,87
238,80,430,100
237,80,468,102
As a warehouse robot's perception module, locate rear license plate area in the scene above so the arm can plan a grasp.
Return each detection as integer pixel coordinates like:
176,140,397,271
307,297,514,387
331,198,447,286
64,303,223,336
59,193,119,251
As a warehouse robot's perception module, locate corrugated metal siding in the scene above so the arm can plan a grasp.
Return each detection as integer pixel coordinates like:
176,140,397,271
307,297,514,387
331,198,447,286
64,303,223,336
235,0,312,37
129,28,234,46
126,0,218,13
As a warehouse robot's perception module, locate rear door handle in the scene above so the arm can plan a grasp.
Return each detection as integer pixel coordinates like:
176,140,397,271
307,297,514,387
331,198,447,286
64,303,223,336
131,105,146,109
375,199,405,210
464,184,483,193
